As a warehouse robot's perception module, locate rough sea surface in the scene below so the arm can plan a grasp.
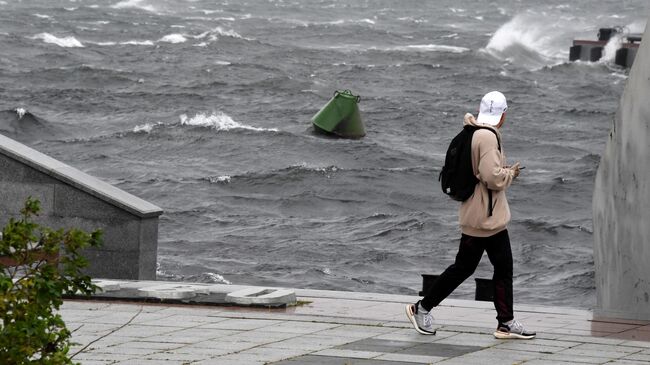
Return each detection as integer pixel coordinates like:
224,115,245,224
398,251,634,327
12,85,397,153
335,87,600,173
1,0,647,308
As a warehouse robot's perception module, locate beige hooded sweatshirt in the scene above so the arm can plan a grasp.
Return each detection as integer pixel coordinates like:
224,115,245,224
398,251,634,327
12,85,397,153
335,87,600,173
459,113,516,237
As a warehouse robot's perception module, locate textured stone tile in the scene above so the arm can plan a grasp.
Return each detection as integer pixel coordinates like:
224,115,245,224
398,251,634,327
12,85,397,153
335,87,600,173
314,324,395,338
225,329,300,344
539,353,614,364
140,351,211,362
198,318,282,330
272,355,425,364
71,352,135,362
264,334,358,351
108,340,185,351
144,313,229,326
493,341,569,354
523,360,581,365
557,334,626,345
112,359,187,365
558,345,633,359
168,345,236,357
193,359,265,365
212,349,306,364
109,324,178,338
259,320,339,334
184,340,258,353
574,343,645,354
313,348,385,359
621,341,650,349
337,338,421,353
375,352,446,363
87,346,160,356
399,342,482,357
434,332,500,347
623,353,650,362
373,330,455,344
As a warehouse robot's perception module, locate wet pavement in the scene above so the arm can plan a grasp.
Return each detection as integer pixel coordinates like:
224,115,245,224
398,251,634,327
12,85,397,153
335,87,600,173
63,287,650,364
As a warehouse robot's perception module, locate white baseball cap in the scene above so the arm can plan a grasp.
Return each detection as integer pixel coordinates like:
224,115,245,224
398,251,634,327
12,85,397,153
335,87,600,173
476,91,507,126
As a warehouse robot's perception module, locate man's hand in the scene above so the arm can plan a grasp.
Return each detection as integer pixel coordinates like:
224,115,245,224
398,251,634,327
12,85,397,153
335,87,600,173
511,162,521,179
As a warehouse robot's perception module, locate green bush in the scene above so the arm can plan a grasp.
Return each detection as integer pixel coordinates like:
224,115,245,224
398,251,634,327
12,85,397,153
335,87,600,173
0,197,102,364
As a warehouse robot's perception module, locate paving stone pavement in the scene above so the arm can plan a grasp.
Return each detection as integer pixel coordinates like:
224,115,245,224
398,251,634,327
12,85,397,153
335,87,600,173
62,287,650,364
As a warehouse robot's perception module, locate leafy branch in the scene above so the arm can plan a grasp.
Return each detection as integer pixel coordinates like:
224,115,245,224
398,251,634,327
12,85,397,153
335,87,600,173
0,197,102,364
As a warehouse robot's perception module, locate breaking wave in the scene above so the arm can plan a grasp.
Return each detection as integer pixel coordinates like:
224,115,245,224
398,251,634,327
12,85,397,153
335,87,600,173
111,0,157,13
179,112,278,132
159,33,187,44
30,33,84,48
483,12,576,69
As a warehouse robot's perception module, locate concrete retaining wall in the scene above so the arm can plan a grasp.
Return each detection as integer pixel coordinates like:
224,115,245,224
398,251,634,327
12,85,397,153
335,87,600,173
593,22,650,320
0,134,163,280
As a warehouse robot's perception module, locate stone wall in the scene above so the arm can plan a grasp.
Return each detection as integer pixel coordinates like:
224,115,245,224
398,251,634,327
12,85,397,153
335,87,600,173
593,23,650,320
0,134,163,280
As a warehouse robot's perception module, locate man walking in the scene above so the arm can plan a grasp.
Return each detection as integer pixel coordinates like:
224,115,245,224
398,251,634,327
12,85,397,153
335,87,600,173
406,91,535,339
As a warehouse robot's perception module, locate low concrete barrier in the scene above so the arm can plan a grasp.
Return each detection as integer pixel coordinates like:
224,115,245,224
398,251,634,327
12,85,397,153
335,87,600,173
0,133,163,280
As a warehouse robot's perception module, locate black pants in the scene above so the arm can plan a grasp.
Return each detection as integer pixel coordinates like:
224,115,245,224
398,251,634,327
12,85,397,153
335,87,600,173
421,229,514,323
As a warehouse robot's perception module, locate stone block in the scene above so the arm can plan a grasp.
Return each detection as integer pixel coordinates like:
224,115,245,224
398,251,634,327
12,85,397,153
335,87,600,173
138,283,211,300
93,279,122,293
138,249,158,280
225,288,296,307
0,155,58,184
54,183,133,221
0,181,55,216
138,217,159,253
1,135,163,281
54,166,161,218
81,249,142,279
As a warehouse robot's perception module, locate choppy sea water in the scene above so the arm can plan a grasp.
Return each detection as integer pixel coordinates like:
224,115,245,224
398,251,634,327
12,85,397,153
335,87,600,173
1,0,647,308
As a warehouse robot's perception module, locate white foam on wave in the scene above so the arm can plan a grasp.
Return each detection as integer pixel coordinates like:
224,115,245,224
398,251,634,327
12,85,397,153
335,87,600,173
111,0,157,13
202,272,231,285
33,14,52,19
397,17,427,24
31,33,84,48
199,9,223,15
159,34,187,43
400,44,469,53
15,108,26,119
121,40,155,46
92,41,117,46
601,34,625,64
188,27,250,45
327,43,469,54
133,122,162,133
208,175,231,184
483,12,573,69
202,27,245,40
179,112,278,132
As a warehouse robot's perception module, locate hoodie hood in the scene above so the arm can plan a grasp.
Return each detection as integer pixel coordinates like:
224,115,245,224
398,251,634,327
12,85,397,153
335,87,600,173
464,113,501,137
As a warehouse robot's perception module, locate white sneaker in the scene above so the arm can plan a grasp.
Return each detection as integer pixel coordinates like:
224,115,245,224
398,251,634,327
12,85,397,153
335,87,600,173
405,300,436,335
494,319,536,339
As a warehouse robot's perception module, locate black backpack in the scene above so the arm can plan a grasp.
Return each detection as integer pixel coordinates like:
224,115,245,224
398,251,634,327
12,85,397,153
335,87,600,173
439,125,501,214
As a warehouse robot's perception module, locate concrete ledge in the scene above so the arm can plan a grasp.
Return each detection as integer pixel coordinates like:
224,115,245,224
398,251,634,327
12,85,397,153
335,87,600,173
84,279,297,307
225,287,297,307
0,134,162,218
0,133,163,280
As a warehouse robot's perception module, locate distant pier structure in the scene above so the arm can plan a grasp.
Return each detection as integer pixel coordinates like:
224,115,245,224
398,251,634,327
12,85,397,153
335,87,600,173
593,22,650,320
0,134,162,280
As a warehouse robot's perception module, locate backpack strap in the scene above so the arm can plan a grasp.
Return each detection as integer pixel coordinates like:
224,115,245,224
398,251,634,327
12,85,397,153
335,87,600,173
471,127,501,217
488,190,494,217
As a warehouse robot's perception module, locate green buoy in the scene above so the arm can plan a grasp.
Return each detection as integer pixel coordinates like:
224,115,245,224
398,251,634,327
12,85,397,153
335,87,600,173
311,90,365,138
